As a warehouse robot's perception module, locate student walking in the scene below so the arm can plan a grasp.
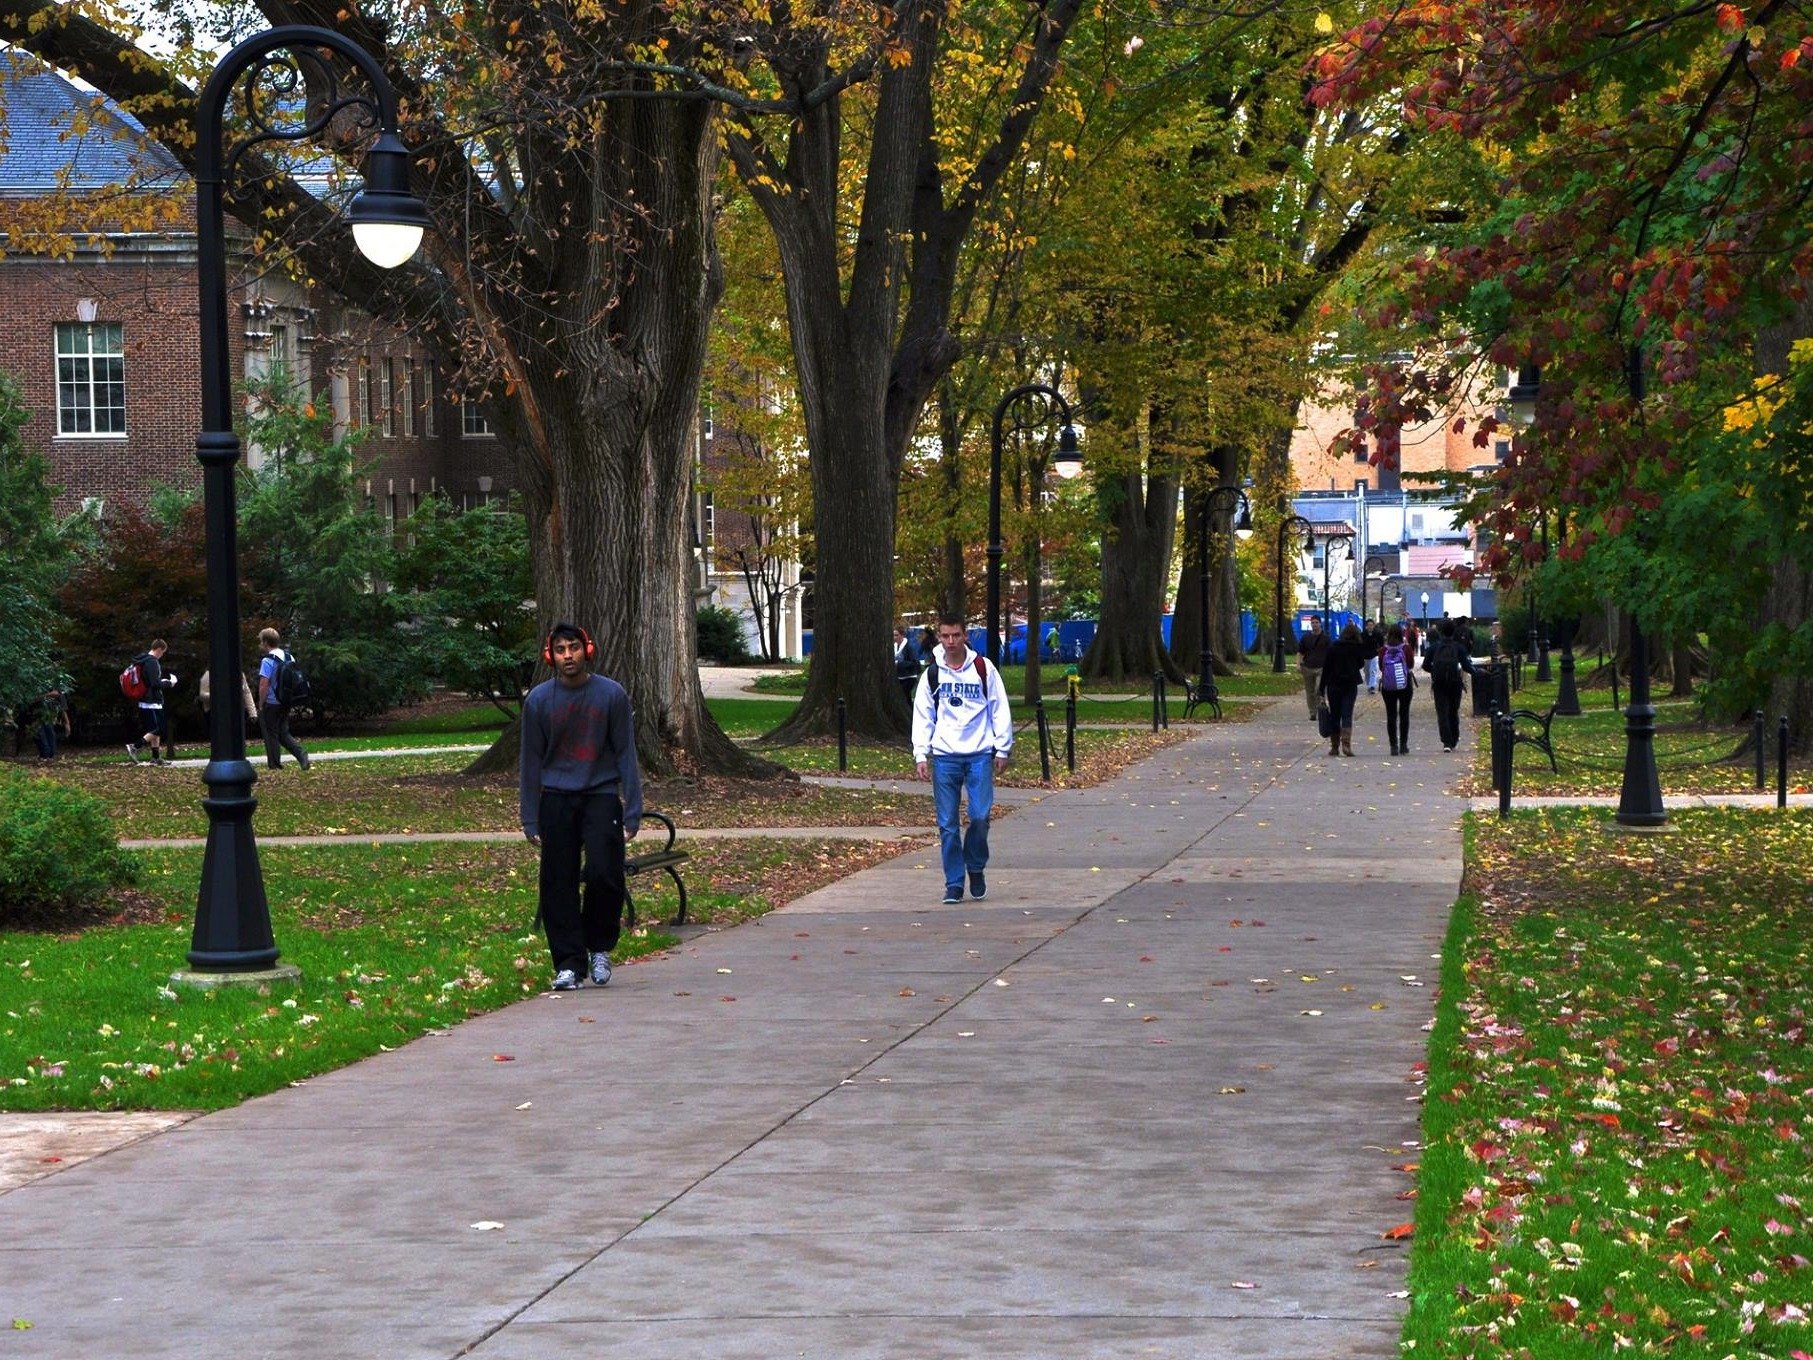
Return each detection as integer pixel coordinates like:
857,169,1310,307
256,629,311,771
913,613,1013,904
34,686,70,761
893,625,922,704
1317,622,1369,757
201,669,260,743
519,622,643,992
124,640,178,765
1362,618,1384,694
1421,619,1476,752
1297,617,1329,719
1377,623,1415,755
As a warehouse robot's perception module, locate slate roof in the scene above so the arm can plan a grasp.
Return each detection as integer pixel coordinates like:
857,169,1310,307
0,47,184,194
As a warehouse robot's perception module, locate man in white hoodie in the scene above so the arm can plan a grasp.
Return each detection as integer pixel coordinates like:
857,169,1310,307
913,614,1013,903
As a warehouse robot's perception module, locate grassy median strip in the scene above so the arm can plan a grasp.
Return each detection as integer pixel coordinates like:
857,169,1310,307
1408,807,1813,1356
1,835,919,1112
26,758,932,840
1464,681,1811,797
745,726,1190,786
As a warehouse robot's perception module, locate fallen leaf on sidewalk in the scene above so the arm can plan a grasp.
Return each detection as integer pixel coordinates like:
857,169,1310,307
470,1221,504,1231
898,988,916,997
719,996,736,1002
1218,1086,1245,1095
1381,1223,1414,1240
716,968,733,975
492,1054,514,1062
1230,1280,1258,1290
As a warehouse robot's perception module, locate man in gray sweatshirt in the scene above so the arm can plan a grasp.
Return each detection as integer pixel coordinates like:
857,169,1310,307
519,622,643,991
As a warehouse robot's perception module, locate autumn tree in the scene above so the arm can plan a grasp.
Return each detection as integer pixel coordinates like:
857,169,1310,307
1317,0,1813,748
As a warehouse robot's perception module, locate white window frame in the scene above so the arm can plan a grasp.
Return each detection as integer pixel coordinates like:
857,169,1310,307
381,359,397,436
462,398,493,438
402,358,417,437
55,322,126,436
356,358,371,430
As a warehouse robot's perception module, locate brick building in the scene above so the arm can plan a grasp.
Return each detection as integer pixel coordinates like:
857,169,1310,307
0,52,508,522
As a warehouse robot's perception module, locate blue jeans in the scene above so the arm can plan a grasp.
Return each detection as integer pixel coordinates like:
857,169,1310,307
931,752,995,890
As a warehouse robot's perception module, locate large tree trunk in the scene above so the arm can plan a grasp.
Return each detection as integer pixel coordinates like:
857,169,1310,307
1084,412,1185,683
1755,301,1813,753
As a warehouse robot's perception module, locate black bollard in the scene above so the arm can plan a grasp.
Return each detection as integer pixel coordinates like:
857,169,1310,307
1498,713,1514,819
1780,715,1791,810
1489,702,1503,793
1065,688,1077,774
1756,711,1767,790
836,697,847,772
1152,673,1161,732
1035,699,1052,782
1610,659,1620,712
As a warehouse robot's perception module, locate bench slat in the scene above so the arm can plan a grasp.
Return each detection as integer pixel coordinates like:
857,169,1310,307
627,851,689,872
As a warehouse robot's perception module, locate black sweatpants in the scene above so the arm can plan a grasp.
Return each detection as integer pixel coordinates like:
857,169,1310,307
538,789,626,974
1431,681,1464,750
263,704,308,768
1382,687,1412,749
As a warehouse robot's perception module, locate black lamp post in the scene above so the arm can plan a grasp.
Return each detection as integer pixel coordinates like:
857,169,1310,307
1420,590,1430,627
1534,515,1552,682
1553,515,1581,714
1196,485,1254,687
1272,514,1314,672
988,383,1080,666
180,28,430,981
1322,529,1355,633
1360,554,1388,627
1614,346,1664,827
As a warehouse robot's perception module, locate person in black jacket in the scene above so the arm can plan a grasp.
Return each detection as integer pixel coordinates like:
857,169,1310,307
125,639,178,765
1297,617,1330,719
1421,619,1477,751
893,625,922,703
1318,622,1369,757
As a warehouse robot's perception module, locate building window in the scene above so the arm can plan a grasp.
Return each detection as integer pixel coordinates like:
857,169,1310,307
1495,439,1511,462
381,359,397,436
423,368,437,438
462,399,492,437
403,359,418,437
55,322,126,435
356,358,371,429
269,323,294,379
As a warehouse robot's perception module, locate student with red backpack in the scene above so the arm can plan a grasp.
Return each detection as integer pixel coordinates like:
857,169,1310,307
123,639,178,765
1376,623,1416,755
912,614,1013,903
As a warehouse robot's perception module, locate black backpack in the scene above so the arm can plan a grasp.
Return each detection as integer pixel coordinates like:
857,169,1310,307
272,649,312,706
1426,639,1462,686
925,655,989,716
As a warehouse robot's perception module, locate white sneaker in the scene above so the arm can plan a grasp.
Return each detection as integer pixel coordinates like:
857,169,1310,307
590,952,612,986
551,968,580,991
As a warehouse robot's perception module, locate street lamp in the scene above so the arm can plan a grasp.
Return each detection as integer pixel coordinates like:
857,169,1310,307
1272,513,1314,672
1196,485,1253,690
179,28,430,983
988,383,1079,666
1615,347,1664,827
1420,590,1430,626
1360,554,1388,627
1322,529,1355,633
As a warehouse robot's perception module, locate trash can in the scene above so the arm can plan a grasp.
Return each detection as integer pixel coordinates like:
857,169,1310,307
1471,660,1503,716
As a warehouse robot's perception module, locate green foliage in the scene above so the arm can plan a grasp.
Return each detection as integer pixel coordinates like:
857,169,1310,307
696,605,753,664
393,494,537,715
237,376,421,722
0,768,134,921
56,500,210,738
0,372,76,720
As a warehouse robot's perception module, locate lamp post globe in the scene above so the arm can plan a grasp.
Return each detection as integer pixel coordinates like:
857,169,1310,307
178,27,430,986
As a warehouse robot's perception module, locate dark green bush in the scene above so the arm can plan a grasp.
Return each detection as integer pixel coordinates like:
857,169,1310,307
0,769,136,919
696,605,753,664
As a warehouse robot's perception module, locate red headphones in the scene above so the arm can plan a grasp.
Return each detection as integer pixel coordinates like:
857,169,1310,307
542,624,597,665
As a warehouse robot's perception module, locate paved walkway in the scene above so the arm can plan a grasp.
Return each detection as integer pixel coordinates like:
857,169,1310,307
0,696,1458,1358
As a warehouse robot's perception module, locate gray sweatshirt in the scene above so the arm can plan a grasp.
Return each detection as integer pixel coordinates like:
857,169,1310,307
518,673,643,838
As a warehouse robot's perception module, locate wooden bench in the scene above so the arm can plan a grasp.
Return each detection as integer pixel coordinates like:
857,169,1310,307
623,810,691,928
1182,675,1222,721
1508,704,1560,772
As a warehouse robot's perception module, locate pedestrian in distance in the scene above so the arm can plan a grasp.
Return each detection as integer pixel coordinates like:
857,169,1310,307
123,639,178,765
200,668,260,743
1362,617,1384,694
34,685,71,761
256,629,312,771
519,622,643,992
1377,623,1416,755
913,613,1013,904
1421,619,1477,752
1297,616,1330,720
1317,622,1368,757
893,624,922,704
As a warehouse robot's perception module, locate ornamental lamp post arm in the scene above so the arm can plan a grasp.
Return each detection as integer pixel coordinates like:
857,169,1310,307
1271,513,1313,673
988,383,1077,667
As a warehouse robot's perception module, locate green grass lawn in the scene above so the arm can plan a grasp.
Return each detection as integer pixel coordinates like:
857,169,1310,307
1408,808,1813,1357
1465,677,1811,796
740,725,1188,787
0,834,918,1112
752,660,1300,700
25,756,934,840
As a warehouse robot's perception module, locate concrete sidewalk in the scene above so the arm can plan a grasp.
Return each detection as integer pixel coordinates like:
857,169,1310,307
0,696,1458,1358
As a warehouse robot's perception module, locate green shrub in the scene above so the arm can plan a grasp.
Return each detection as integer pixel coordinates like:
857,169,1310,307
696,605,753,664
0,769,136,919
